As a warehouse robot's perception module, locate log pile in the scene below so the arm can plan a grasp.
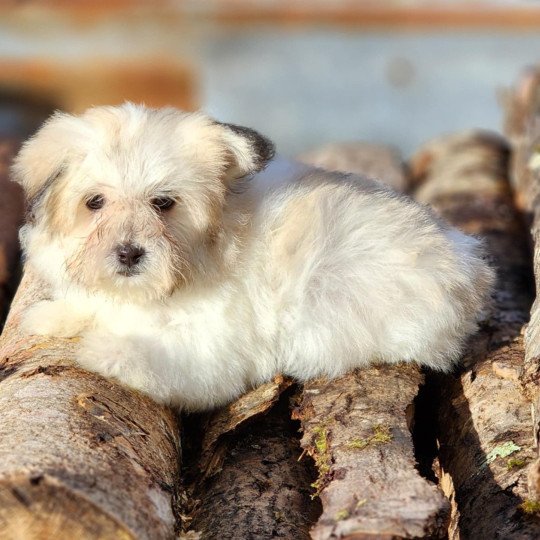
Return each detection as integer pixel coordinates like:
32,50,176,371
2,90,540,539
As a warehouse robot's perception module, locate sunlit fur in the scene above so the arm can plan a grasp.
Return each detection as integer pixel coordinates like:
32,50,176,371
14,103,494,411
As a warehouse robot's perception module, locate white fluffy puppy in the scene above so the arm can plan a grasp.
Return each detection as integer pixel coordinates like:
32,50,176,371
13,103,494,411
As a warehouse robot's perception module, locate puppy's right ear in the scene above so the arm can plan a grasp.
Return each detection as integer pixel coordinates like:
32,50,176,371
217,122,276,181
11,112,82,202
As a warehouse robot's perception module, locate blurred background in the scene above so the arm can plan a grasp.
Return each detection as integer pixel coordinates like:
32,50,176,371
2,0,540,157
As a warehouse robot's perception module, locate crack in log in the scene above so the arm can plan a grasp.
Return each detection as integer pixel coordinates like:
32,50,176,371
411,375,441,486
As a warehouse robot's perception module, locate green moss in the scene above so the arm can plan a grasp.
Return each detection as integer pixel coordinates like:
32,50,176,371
335,509,350,521
313,426,328,459
520,500,540,515
347,424,393,451
485,441,521,464
507,457,527,471
372,424,392,444
310,425,332,498
347,438,369,450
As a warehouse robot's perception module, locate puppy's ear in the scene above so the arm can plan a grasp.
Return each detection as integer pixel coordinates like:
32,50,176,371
11,112,83,204
217,122,275,181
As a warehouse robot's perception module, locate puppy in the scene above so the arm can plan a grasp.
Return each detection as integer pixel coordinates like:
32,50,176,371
13,103,494,411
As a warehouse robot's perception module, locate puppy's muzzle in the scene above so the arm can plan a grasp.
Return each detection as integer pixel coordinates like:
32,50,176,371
116,243,145,275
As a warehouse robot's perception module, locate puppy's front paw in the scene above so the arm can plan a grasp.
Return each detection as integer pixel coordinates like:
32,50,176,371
21,300,90,338
76,331,136,376
76,331,171,404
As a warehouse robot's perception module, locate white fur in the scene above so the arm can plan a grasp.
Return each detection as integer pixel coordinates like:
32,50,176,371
13,104,494,411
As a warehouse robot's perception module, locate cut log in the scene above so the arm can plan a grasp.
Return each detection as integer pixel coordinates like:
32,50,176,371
196,375,294,479
292,367,450,539
181,374,317,540
503,66,540,214
188,388,320,540
0,270,182,539
411,131,539,538
298,142,408,192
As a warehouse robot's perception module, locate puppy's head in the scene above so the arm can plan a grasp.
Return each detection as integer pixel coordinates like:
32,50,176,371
12,103,275,300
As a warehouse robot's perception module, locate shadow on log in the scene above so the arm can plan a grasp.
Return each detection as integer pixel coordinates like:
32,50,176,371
411,131,540,538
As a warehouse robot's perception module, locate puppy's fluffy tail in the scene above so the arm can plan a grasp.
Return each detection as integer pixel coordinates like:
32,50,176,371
415,229,495,372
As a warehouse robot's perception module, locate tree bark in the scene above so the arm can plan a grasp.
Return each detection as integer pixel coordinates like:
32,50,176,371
410,131,539,538
188,387,320,540
0,271,182,539
298,142,408,192
292,367,450,540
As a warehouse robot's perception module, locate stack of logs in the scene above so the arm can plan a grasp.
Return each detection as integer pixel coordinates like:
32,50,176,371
2,74,540,539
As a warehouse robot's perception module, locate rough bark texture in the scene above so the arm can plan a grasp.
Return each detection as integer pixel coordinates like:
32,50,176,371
196,375,293,479
411,131,540,538
298,142,407,192
0,138,24,323
0,271,182,539
292,367,449,540
188,390,320,540
291,144,450,539
504,71,540,493
182,375,317,540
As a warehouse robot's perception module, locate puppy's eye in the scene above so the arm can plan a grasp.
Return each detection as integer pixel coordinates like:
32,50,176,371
151,197,175,211
86,195,105,211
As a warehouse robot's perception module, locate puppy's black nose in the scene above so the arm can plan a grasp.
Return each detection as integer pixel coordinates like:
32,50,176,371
116,243,145,268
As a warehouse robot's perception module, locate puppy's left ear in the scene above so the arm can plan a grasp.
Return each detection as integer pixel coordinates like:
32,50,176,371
11,112,84,202
217,122,275,181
